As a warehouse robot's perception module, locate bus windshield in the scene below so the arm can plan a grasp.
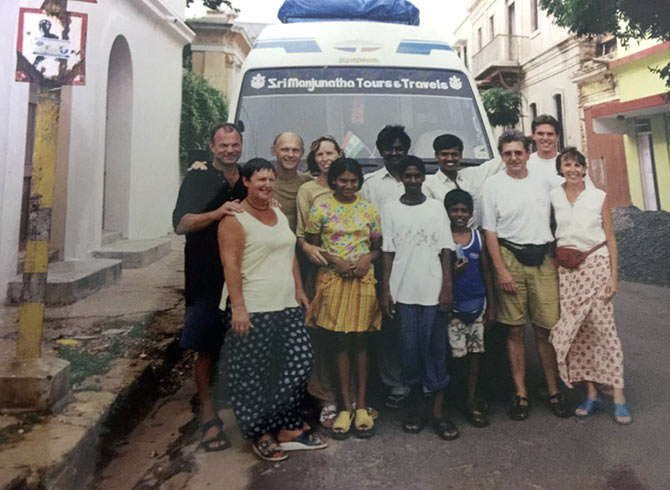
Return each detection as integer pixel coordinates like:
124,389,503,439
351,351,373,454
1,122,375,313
235,66,493,167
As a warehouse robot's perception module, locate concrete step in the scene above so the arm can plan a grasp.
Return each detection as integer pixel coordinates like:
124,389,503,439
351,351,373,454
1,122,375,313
16,248,60,274
5,259,123,306
91,238,171,269
101,230,123,246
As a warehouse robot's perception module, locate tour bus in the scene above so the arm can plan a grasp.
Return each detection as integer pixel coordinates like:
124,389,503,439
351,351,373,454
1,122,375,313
229,20,496,171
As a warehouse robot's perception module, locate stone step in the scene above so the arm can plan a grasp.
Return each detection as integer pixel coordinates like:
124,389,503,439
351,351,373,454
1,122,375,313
16,248,60,274
91,238,171,269
101,230,124,246
6,259,123,306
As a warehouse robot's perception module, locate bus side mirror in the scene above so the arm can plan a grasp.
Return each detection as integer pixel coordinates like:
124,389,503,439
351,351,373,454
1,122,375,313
237,120,245,133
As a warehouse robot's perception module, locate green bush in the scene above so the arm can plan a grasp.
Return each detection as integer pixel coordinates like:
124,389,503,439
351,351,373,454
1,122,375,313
481,88,522,127
179,70,228,173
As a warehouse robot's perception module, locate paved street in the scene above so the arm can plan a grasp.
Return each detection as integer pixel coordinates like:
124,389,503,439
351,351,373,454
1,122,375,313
92,280,669,490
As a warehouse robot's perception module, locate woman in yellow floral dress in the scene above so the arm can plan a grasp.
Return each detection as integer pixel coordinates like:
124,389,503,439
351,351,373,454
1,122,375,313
306,157,382,439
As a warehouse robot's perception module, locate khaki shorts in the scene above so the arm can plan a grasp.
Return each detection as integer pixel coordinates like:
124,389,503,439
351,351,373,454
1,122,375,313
495,247,560,329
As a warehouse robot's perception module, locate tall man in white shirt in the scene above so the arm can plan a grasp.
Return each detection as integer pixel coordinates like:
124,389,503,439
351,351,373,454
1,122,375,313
361,125,412,407
527,114,562,187
423,134,503,226
480,130,570,421
528,114,593,189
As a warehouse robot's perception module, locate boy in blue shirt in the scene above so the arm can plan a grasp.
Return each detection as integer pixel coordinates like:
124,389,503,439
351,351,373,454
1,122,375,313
444,189,496,428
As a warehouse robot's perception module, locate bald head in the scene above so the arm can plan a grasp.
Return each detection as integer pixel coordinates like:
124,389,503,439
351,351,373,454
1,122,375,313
272,132,305,172
273,132,304,150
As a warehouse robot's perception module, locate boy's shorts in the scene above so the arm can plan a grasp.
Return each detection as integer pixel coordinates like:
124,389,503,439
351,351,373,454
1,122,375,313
495,247,560,329
448,312,485,358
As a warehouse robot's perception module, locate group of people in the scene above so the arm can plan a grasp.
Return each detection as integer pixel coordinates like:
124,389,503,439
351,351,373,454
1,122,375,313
172,114,631,463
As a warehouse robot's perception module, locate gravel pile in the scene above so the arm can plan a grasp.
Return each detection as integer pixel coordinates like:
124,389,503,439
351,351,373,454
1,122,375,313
612,206,670,287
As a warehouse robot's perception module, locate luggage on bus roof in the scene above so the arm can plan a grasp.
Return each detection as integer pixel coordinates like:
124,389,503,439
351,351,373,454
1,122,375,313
277,0,420,26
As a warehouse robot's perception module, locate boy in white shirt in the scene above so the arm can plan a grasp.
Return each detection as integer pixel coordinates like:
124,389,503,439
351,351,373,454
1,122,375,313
362,125,413,408
381,155,459,440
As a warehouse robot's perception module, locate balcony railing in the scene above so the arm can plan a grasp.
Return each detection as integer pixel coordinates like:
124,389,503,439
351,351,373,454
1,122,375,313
471,34,528,81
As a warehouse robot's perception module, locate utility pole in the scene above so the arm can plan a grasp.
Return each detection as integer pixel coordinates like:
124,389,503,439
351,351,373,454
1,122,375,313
16,86,61,360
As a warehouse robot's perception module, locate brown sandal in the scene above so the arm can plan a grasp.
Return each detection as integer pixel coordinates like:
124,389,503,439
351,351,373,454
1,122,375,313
252,436,288,462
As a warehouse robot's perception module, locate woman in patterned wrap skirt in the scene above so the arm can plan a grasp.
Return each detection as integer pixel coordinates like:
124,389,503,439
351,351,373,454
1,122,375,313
219,158,327,462
548,147,631,425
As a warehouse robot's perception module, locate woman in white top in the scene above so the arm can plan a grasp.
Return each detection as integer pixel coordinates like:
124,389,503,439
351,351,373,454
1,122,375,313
296,137,347,429
218,159,326,462
548,148,631,425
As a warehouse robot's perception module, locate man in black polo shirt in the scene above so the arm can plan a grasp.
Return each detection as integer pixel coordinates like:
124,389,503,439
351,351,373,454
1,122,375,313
173,123,246,451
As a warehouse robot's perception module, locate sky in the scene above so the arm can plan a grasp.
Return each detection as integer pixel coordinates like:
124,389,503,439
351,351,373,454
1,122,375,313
185,0,469,37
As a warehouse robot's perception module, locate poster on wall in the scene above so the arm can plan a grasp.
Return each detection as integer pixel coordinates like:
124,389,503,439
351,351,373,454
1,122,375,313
15,8,88,86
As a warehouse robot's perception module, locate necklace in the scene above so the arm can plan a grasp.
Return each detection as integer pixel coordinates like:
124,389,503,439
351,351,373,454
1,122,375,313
245,198,269,211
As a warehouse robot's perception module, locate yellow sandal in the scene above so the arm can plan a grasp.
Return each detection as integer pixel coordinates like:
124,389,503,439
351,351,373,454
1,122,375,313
331,410,353,440
354,408,375,439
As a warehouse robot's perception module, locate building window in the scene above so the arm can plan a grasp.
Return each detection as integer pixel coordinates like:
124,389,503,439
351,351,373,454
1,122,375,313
489,15,495,41
477,27,483,50
596,34,617,57
530,0,539,32
507,2,516,35
463,45,469,68
529,102,537,122
553,93,565,150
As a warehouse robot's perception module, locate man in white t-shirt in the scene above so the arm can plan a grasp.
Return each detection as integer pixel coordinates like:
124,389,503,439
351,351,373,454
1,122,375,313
382,155,459,440
480,130,570,421
423,134,503,227
528,114,593,189
361,125,412,408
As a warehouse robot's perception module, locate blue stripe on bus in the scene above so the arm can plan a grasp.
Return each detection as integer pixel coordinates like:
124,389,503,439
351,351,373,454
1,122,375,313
254,39,321,53
397,41,452,55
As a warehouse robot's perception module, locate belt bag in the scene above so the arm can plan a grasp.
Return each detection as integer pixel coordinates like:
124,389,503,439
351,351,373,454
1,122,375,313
555,242,606,269
499,239,550,267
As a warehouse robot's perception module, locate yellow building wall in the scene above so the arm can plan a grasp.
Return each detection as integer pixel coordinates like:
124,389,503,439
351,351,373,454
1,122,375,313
614,48,670,102
613,41,670,211
617,38,660,57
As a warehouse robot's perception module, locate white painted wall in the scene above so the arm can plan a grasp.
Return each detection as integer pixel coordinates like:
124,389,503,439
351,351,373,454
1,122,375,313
454,0,582,148
520,39,582,148
0,0,193,300
0,1,30,302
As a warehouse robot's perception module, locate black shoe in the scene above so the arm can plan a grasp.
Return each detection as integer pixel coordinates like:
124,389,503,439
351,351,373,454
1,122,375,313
466,400,490,428
548,393,571,418
509,395,529,421
385,392,408,409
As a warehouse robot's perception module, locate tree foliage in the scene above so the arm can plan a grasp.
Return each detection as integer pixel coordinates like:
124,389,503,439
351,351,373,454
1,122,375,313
186,0,237,10
186,0,235,10
539,0,670,88
179,70,228,173
481,88,522,127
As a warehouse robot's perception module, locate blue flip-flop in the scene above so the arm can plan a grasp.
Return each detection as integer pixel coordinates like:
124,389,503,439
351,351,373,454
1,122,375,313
575,397,600,418
613,403,632,425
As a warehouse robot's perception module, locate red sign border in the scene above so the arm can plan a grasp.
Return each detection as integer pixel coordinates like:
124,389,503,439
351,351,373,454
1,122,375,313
16,7,88,85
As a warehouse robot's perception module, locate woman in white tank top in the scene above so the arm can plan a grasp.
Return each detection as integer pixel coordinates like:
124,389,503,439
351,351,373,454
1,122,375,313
218,159,327,461
548,148,631,425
